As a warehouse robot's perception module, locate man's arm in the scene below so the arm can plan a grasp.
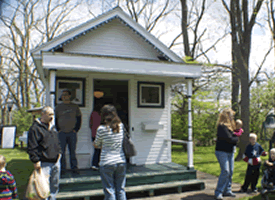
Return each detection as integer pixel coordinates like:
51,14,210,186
54,109,60,132
27,127,42,165
74,115,82,132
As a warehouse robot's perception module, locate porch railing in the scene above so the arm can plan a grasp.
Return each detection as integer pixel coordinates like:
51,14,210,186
165,138,193,170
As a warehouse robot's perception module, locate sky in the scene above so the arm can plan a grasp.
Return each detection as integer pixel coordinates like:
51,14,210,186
1,0,274,79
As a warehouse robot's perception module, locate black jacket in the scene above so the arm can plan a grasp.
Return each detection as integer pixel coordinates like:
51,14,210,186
215,124,238,153
27,119,62,163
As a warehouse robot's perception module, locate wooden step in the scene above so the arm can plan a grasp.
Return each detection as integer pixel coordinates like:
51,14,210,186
59,169,197,192
60,168,194,184
56,179,205,199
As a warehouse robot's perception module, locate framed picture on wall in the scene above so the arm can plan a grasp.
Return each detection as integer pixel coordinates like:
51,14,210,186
138,81,164,108
56,77,86,107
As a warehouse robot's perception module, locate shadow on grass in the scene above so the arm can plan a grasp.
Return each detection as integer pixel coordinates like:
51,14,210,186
7,159,33,200
194,161,218,165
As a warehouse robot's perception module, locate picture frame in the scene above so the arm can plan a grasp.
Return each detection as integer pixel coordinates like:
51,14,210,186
138,81,164,108
56,77,86,107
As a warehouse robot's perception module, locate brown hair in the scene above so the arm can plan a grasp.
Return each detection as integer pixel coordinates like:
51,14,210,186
101,104,121,133
216,108,236,131
0,155,6,168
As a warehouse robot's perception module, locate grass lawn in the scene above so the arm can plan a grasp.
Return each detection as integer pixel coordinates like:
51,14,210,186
1,146,32,199
172,144,275,200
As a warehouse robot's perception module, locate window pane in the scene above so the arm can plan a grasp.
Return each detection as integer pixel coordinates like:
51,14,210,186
142,86,160,103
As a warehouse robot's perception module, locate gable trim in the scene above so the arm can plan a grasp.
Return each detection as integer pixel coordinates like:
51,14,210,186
50,15,172,61
31,7,184,63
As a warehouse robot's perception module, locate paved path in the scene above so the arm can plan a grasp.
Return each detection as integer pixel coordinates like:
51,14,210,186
128,171,260,200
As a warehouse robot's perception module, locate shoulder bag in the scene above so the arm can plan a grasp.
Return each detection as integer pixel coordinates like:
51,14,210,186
123,126,137,158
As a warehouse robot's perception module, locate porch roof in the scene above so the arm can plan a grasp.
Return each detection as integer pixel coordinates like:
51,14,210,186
40,52,201,80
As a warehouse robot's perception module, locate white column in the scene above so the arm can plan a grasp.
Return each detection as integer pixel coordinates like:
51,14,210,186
187,78,194,169
49,70,56,109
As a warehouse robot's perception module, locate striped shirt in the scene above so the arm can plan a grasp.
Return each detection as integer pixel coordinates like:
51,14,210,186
0,171,18,200
94,123,126,166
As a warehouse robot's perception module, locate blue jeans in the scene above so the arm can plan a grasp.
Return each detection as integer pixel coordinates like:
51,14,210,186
59,131,78,170
91,137,101,167
215,150,234,197
99,163,127,200
41,159,61,200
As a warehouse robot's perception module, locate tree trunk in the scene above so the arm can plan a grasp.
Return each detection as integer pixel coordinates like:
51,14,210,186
235,65,250,160
180,0,191,58
231,54,240,115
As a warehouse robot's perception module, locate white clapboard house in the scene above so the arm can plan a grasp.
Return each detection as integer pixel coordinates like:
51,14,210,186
31,6,203,199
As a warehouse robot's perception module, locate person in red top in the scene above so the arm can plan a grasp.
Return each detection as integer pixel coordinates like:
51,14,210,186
89,103,102,170
0,155,18,200
234,119,244,137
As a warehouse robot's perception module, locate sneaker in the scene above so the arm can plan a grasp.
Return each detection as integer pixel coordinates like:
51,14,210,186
223,192,236,197
238,188,247,193
215,194,223,200
91,166,99,170
261,189,268,195
251,189,258,194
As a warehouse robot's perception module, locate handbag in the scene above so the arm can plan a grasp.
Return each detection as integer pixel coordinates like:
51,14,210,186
123,127,137,158
26,168,50,200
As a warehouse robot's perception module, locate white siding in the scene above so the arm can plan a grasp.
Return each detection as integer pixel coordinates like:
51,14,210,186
130,76,172,165
54,70,174,167
63,18,162,60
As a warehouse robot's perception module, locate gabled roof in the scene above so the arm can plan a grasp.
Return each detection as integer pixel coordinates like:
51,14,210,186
31,6,183,63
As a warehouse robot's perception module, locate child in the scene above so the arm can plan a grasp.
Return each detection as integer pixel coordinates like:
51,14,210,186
239,133,268,193
234,119,244,137
263,148,275,188
0,155,18,200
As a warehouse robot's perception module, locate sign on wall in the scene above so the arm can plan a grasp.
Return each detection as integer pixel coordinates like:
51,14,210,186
1,126,17,149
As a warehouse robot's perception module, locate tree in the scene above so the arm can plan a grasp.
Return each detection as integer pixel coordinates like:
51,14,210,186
221,0,265,160
86,0,179,34
0,0,82,109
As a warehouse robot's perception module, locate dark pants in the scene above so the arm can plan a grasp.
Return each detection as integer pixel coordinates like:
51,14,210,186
242,164,261,191
92,137,101,167
59,131,78,171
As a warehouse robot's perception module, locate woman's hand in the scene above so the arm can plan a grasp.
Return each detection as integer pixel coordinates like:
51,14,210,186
93,142,101,149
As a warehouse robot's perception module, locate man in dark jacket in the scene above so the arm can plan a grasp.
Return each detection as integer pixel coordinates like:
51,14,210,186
27,106,62,200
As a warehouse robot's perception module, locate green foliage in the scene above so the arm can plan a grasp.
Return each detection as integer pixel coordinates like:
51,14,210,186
250,79,275,138
183,56,200,64
12,108,33,136
172,90,220,146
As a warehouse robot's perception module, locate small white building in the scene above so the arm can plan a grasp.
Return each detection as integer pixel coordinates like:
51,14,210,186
31,7,201,169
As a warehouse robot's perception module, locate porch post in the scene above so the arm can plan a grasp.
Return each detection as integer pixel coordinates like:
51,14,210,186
187,78,194,169
49,69,56,109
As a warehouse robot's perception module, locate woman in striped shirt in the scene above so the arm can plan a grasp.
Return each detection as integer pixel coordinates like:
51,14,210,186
93,104,127,200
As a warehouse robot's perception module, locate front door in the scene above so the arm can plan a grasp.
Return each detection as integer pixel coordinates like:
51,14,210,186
93,79,129,130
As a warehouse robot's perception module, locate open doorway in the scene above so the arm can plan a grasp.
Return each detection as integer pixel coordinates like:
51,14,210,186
94,79,129,130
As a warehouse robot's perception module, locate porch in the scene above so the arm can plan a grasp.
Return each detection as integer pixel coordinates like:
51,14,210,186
56,162,205,200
